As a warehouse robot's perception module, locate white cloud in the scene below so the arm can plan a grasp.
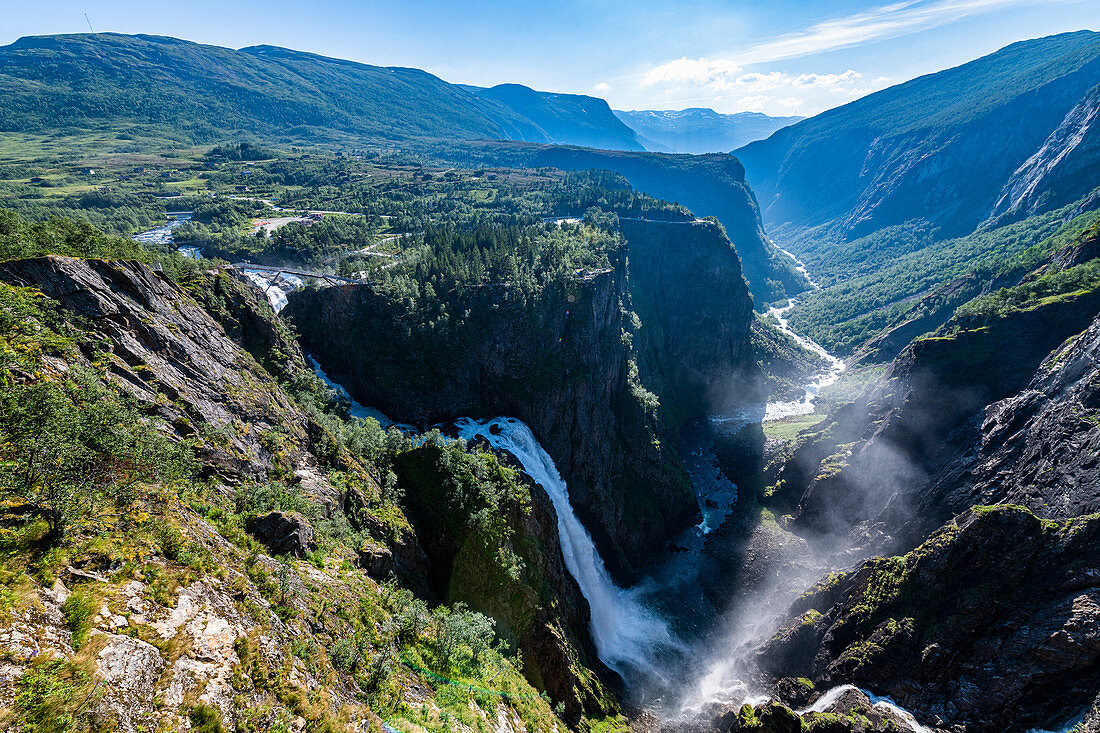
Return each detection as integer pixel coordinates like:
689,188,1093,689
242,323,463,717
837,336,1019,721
739,95,804,112
637,0,1070,113
642,56,742,87
642,65,875,104
594,81,611,91
738,0,1064,67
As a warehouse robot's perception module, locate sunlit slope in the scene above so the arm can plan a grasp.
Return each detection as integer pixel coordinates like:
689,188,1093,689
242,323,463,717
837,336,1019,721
0,33,642,149
736,30,1100,239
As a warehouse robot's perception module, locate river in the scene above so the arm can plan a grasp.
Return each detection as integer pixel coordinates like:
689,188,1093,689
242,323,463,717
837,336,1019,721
132,217,924,727
762,298,846,420
133,213,302,312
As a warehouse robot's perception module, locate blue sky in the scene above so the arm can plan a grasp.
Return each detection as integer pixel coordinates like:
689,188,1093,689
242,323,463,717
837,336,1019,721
6,0,1100,116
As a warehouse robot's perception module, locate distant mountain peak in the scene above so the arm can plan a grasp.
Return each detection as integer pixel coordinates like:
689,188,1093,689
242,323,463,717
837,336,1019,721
613,108,803,154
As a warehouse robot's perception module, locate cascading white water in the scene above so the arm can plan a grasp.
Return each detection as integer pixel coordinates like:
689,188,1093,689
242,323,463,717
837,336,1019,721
799,685,932,733
239,269,303,312
763,299,845,420
455,416,679,680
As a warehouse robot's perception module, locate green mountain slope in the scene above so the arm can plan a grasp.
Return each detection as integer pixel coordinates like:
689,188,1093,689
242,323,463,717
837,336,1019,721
736,30,1100,239
0,33,641,149
466,83,643,150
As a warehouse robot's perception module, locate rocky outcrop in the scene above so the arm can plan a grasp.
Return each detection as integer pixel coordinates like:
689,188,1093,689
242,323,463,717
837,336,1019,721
0,256,321,482
773,287,1100,540
911,310,1100,531
0,255,425,573
665,688,919,733
181,267,310,386
759,506,1100,732
0,253,614,726
0,513,376,732
246,511,318,556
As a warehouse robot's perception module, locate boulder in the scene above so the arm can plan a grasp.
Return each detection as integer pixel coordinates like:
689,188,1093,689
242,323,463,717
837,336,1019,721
356,544,394,578
246,511,317,556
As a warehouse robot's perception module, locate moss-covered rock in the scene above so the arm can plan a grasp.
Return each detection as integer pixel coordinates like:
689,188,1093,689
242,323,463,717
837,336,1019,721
761,505,1100,731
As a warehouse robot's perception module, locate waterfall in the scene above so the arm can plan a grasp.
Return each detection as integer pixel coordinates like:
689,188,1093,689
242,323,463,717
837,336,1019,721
239,269,303,313
455,417,679,681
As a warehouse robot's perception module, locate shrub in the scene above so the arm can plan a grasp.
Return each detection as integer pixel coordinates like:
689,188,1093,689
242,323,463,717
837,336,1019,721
9,656,96,733
329,637,363,673
188,703,226,733
433,602,496,669
0,375,195,543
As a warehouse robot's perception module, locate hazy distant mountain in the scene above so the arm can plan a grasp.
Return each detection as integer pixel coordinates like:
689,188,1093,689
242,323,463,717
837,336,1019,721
614,108,803,154
0,33,642,150
735,30,1100,239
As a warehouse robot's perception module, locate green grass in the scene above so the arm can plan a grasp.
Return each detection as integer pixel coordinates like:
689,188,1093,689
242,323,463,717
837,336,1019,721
763,413,828,444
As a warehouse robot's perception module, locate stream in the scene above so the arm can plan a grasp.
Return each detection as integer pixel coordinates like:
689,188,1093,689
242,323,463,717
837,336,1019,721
762,298,846,420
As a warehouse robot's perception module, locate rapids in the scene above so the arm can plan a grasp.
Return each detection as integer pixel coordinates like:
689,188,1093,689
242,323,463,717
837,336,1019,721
762,298,845,420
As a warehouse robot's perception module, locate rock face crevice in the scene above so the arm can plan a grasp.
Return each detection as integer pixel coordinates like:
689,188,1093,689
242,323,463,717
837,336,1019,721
285,219,757,582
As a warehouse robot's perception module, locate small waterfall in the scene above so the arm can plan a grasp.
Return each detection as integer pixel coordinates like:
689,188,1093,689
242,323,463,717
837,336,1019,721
239,269,302,313
799,685,933,733
455,417,679,682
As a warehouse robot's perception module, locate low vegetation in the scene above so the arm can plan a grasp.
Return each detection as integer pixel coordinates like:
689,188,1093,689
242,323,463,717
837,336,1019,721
0,213,594,732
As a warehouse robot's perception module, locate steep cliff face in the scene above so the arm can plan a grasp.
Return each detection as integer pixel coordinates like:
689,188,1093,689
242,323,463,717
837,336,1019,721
773,288,1100,539
285,219,758,582
0,257,325,482
913,310,1100,529
525,147,810,304
760,506,1100,732
619,218,758,421
284,266,693,582
991,81,1100,222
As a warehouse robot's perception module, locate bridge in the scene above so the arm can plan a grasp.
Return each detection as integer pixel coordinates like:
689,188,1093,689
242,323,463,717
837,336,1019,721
229,263,360,286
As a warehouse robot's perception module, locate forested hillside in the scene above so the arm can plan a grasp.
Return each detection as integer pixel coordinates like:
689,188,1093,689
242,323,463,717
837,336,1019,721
0,33,642,150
